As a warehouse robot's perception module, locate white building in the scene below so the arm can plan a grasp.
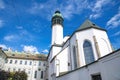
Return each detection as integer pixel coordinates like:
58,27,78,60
47,11,120,80
4,51,47,80
0,47,7,70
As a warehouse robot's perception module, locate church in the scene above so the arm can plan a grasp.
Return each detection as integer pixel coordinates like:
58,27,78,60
47,11,120,80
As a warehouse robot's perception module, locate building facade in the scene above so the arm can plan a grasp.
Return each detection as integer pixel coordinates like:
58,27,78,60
0,47,7,70
4,51,47,80
47,11,116,80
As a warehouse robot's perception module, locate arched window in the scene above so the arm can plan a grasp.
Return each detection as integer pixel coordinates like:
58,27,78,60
83,40,94,64
73,46,77,69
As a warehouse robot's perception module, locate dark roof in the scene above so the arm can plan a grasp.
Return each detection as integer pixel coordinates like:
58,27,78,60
4,51,47,61
77,20,106,31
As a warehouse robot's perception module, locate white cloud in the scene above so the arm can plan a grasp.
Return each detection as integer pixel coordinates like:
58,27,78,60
0,0,5,9
42,49,49,53
0,44,7,49
106,7,120,29
112,31,120,36
16,26,23,29
23,45,39,53
89,13,101,19
89,0,111,19
4,35,16,41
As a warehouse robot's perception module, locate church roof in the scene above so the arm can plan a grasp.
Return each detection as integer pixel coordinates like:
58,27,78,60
77,20,106,31
52,10,63,18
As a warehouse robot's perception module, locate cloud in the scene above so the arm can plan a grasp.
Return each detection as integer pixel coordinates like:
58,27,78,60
0,0,5,9
4,29,35,42
0,44,7,49
89,0,111,19
42,49,49,53
106,7,120,29
23,45,39,53
4,35,16,41
112,31,120,36
16,26,23,29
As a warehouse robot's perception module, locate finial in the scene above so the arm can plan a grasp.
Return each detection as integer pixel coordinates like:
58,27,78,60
55,10,60,14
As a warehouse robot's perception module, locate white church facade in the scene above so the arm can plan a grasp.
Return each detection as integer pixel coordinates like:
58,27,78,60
47,11,120,80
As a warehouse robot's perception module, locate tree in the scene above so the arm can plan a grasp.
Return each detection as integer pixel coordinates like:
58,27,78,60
12,71,27,80
0,70,27,80
0,70,10,80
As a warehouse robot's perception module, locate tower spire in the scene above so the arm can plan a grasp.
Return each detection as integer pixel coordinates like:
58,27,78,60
52,10,63,26
51,11,64,45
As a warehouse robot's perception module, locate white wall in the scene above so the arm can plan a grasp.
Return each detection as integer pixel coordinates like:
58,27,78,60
4,58,46,80
52,24,63,45
93,29,113,56
57,50,120,80
0,50,6,70
75,28,112,67
56,46,69,76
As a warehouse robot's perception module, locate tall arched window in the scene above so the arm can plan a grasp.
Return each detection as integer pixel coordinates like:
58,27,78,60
73,46,77,69
83,40,94,64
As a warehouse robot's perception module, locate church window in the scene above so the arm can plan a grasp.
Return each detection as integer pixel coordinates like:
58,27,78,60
83,40,95,64
73,46,77,69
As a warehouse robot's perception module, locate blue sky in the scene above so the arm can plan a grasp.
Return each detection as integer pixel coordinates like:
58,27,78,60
0,0,120,54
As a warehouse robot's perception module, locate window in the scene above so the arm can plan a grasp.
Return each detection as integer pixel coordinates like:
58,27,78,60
83,40,95,64
41,71,43,79
23,69,26,72
18,68,21,71
15,60,17,64
25,61,27,65
5,60,8,63
20,61,22,64
73,46,77,69
9,60,12,64
39,61,41,66
43,63,45,66
30,61,32,65
13,68,16,72
92,74,102,80
34,62,36,66
28,71,30,74
34,71,37,78
8,68,10,71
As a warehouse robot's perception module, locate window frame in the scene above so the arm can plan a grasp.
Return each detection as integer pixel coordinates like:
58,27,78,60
83,40,95,64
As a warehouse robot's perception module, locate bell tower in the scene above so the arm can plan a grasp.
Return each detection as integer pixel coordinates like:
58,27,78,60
51,10,64,45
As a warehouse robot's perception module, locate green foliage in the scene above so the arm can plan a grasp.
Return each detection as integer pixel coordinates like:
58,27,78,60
0,70,10,80
0,70,28,80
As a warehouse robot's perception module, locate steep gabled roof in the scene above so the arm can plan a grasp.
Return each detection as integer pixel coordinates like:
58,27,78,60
77,20,106,31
